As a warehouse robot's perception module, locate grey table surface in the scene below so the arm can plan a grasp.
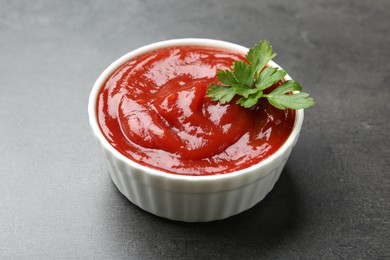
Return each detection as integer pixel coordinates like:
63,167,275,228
1,0,389,259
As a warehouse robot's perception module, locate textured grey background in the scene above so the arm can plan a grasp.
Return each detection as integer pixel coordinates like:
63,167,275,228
1,0,389,259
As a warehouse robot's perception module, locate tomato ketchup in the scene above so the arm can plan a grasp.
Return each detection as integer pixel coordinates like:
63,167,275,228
97,46,295,175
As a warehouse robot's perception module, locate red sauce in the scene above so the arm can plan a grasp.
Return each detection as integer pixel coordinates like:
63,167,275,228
97,46,295,176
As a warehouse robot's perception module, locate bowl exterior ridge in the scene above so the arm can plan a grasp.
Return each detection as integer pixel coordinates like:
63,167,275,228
94,133,296,222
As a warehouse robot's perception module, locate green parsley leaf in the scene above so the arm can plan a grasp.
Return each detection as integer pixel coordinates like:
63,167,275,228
246,40,276,75
263,80,314,109
256,67,287,91
207,40,315,111
236,90,263,108
266,80,302,95
232,61,255,87
206,84,236,104
231,83,258,98
217,70,238,85
265,92,315,110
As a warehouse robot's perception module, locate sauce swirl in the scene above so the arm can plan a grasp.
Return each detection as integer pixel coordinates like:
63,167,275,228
97,46,295,175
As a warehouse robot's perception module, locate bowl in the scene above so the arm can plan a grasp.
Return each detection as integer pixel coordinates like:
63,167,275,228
88,38,304,222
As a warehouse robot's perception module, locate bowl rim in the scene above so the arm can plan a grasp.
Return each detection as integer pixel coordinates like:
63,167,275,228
88,38,304,182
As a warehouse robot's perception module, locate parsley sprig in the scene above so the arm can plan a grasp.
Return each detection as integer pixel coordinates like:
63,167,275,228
206,40,314,110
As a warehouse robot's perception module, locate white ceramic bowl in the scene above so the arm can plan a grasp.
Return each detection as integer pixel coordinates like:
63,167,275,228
88,39,304,222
